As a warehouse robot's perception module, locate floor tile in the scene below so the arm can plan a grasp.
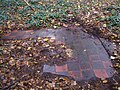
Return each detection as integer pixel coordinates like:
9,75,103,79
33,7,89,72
67,62,80,71
79,62,91,70
86,49,98,55
99,53,110,61
55,64,68,72
106,68,115,77
91,61,104,69
56,72,69,76
43,65,55,73
89,55,100,61
82,70,95,79
102,61,112,69
68,71,82,79
94,69,108,79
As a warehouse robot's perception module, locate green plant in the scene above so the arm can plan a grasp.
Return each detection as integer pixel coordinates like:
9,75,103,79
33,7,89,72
106,15,120,27
24,0,79,27
0,0,79,28
0,0,25,26
105,6,120,27
101,6,120,33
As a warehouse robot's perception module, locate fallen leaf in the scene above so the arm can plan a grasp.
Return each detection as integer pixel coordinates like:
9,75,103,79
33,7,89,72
27,47,32,50
102,80,108,83
75,23,80,26
103,24,107,27
63,23,68,27
66,48,73,57
43,38,49,42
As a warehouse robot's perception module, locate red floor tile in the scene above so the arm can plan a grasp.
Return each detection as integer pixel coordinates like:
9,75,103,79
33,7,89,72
68,71,82,79
94,69,108,79
55,64,68,72
102,61,112,69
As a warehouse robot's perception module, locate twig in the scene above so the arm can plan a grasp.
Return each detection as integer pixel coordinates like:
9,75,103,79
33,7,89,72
23,0,35,11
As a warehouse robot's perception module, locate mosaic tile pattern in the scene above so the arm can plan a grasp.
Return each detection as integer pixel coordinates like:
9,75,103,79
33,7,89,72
1,27,115,81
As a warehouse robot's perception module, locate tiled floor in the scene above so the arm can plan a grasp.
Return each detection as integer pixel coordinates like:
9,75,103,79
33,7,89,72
1,27,115,81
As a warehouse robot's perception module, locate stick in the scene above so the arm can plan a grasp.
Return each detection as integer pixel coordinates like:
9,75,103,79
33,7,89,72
23,0,35,11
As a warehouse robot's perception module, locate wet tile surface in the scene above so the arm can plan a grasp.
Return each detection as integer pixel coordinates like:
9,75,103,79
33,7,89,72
43,65,55,73
67,62,80,71
1,27,115,81
91,61,104,69
94,69,109,79
79,62,91,70
55,64,68,72
82,70,95,79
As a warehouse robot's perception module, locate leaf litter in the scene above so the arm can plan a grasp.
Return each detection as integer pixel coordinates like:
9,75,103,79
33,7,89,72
0,38,119,89
0,37,73,89
1,37,119,90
